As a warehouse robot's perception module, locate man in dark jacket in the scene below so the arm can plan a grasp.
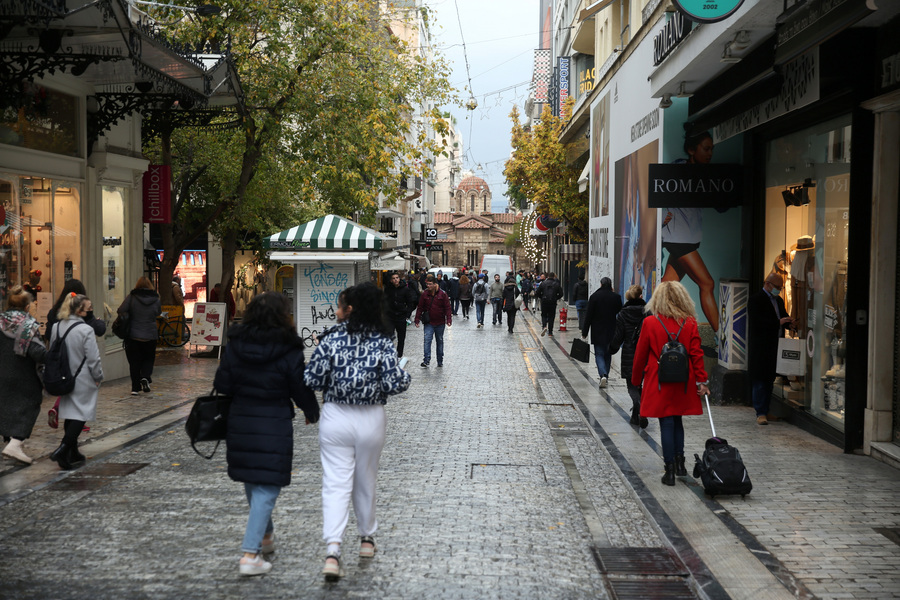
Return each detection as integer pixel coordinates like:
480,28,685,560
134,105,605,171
581,277,622,388
414,275,452,367
384,271,419,358
537,273,563,337
448,274,461,316
747,272,794,425
573,273,589,330
609,285,647,426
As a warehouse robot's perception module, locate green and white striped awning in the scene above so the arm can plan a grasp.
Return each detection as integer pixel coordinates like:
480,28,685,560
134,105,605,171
264,215,396,251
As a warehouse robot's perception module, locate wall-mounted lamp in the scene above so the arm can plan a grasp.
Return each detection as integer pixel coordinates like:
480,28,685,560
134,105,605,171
659,94,673,109
730,30,752,52
721,43,742,64
86,95,100,114
675,81,692,98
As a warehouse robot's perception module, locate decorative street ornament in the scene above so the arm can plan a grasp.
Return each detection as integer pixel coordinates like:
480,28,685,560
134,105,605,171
465,96,478,110
671,0,745,23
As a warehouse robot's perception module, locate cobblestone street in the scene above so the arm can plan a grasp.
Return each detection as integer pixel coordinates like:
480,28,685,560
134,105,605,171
1,310,899,599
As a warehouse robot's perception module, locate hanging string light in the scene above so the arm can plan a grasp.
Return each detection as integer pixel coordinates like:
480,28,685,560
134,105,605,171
519,213,546,263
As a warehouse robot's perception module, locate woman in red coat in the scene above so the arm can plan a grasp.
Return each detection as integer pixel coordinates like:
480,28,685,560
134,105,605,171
631,281,710,486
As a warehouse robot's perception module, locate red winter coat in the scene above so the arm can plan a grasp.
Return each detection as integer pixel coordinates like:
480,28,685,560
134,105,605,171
631,314,708,419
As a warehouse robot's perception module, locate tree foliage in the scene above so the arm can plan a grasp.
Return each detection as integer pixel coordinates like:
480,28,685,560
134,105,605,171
504,103,587,241
144,0,456,300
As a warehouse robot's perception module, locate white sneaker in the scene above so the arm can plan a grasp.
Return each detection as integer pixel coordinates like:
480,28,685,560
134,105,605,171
2,439,32,464
600,377,608,388
239,555,272,576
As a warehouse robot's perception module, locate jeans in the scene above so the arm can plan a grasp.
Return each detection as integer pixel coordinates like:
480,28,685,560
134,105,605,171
541,304,556,332
659,416,685,464
491,298,502,324
451,298,460,315
593,344,611,378
475,301,486,324
125,338,157,391
392,320,407,357
751,378,774,417
242,483,279,554
575,300,588,331
423,323,445,364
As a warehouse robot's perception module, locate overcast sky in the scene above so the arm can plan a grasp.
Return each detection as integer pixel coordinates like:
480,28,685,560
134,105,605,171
425,0,540,212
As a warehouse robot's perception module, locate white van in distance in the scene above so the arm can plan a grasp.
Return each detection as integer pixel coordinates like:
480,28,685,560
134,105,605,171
479,255,513,279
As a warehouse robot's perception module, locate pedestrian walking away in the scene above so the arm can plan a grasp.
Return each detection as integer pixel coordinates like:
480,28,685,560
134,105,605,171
581,276,622,387
501,276,520,333
448,273,460,316
573,273,589,331
0,286,47,464
631,281,709,486
117,277,161,395
414,274,452,367
747,272,794,425
609,284,647,427
384,271,418,358
213,292,320,577
305,282,411,582
536,273,563,336
520,274,533,312
458,274,472,320
48,293,104,470
489,274,504,325
472,274,489,328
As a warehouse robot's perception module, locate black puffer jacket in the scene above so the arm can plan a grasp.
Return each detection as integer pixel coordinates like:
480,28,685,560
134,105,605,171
213,324,320,487
118,288,161,341
384,282,418,324
609,298,647,380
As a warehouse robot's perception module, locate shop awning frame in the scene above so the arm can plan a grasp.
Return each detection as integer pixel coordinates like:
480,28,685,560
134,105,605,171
264,215,398,251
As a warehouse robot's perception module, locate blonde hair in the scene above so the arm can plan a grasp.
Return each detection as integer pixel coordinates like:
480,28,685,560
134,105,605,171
57,293,89,321
625,284,643,301
6,285,32,310
645,281,696,321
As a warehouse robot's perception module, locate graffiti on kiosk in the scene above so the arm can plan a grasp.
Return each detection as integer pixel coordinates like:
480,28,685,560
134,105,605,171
300,326,319,348
311,304,336,325
303,262,349,305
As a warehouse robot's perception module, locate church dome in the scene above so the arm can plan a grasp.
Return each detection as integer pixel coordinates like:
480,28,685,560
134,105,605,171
457,176,490,194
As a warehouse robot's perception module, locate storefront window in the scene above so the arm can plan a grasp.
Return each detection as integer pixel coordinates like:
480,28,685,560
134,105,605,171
0,83,79,157
0,175,82,334
764,114,851,429
102,186,127,350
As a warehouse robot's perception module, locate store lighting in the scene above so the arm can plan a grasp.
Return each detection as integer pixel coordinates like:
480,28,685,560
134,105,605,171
659,94,673,109
675,81,693,98
721,43,742,64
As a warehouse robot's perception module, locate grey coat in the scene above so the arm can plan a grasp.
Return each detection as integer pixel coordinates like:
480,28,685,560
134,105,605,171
0,324,46,439
118,288,162,341
50,317,104,422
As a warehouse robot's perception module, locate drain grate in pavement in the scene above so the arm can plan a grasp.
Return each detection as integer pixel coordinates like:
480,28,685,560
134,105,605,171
593,547,688,576
607,578,696,599
470,463,547,483
875,527,900,547
53,463,149,491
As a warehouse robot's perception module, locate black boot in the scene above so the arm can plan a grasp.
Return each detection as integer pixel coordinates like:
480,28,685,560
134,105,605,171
69,442,86,468
50,443,73,470
674,455,687,477
630,407,640,426
661,462,676,486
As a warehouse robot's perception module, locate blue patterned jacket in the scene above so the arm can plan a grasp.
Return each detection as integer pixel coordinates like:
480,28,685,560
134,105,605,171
304,322,411,405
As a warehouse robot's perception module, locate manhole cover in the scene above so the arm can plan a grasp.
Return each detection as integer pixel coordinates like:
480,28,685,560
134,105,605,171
470,464,546,483
608,578,696,599
593,547,688,576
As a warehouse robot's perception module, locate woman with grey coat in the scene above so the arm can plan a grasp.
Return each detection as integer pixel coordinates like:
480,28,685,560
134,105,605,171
118,276,162,395
49,293,104,470
0,286,47,464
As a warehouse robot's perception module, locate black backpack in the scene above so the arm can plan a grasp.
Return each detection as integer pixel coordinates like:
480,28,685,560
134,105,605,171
44,323,87,396
655,316,689,390
693,437,753,498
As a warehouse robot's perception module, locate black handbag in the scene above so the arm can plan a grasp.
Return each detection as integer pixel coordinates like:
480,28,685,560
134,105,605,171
112,297,132,339
570,338,591,363
185,390,232,459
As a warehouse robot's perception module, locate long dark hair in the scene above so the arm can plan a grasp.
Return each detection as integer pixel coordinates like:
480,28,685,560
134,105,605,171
51,279,88,315
339,282,392,337
240,292,295,337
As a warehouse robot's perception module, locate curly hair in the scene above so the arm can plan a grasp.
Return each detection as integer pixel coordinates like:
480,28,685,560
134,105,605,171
339,281,392,337
645,281,696,321
242,292,295,333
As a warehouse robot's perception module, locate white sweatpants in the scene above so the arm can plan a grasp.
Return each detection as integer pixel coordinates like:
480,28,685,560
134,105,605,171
319,402,386,544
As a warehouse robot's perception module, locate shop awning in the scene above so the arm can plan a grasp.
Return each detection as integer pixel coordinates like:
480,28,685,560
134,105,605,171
264,215,398,251
268,251,371,263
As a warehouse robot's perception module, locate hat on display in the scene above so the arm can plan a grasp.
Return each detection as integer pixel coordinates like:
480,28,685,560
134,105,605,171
791,235,815,251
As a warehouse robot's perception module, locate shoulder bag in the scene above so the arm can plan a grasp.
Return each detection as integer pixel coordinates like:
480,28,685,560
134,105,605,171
185,389,232,459
112,296,132,340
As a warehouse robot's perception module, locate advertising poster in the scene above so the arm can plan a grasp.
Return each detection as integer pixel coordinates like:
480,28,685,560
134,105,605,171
189,302,227,346
590,92,610,218
614,141,659,299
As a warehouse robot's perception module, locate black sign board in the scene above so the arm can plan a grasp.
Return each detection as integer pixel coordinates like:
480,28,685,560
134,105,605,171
428,244,444,252
775,0,874,65
648,164,743,208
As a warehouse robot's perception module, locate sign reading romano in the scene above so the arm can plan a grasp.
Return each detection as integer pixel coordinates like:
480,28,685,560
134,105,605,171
672,0,744,23
654,11,692,66
648,164,742,208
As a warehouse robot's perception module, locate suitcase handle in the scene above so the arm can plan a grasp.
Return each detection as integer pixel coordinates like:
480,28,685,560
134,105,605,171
704,393,716,438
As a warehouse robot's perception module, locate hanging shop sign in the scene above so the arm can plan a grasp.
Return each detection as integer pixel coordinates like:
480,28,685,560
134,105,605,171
672,0,744,23
647,163,743,208
576,56,595,98
142,165,172,224
533,49,552,103
775,0,874,65
653,11,692,66
557,56,571,117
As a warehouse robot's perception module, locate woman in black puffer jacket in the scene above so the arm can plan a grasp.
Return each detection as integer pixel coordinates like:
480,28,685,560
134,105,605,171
213,292,320,577
610,284,648,428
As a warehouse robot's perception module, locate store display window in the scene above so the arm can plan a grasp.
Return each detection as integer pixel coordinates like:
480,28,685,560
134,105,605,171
763,114,851,428
0,175,82,334
102,186,127,350
0,83,79,157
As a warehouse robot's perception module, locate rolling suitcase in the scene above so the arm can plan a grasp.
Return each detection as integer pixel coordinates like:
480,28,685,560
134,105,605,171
692,394,752,499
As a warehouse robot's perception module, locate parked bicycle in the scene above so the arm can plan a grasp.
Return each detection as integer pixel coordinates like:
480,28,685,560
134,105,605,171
157,311,191,347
